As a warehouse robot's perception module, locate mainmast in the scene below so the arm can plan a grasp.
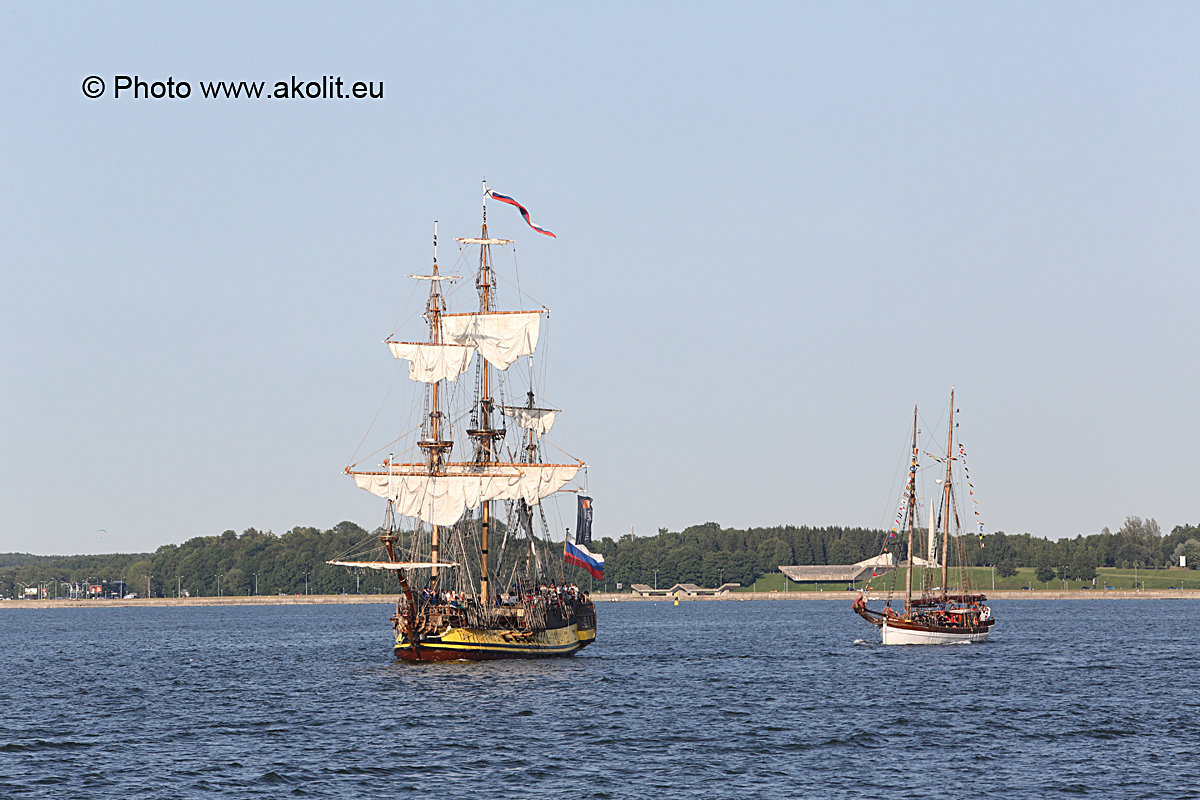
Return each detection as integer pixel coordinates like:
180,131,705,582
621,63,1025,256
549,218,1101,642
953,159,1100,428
524,387,538,463
468,187,503,604
940,388,956,599
904,404,918,613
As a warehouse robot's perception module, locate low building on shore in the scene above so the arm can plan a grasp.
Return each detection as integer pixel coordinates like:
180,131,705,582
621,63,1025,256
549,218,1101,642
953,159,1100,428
630,582,741,597
779,554,925,588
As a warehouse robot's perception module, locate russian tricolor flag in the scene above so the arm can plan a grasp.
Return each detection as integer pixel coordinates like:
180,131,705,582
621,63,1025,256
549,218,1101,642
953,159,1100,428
565,539,604,580
564,495,603,579
486,188,556,238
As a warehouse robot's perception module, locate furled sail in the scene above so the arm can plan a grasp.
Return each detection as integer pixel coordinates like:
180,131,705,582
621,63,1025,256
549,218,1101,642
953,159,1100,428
386,341,476,383
499,405,559,436
348,462,581,526
326,560,460,571
455,237,513,245
439,311,542,370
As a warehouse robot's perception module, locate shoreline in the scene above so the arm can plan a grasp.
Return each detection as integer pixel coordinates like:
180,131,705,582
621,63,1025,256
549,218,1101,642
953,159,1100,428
5,588,1200,610
595,589,1200,601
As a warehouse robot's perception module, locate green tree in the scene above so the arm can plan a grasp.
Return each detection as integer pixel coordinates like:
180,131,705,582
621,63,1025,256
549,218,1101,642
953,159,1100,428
1172,538,1200,569
1112,516,1162,567
995,558,1018,578
1067,556,1097,582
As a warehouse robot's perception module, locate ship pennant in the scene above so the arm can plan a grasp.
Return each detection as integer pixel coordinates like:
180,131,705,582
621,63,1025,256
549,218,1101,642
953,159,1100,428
486,189,557,238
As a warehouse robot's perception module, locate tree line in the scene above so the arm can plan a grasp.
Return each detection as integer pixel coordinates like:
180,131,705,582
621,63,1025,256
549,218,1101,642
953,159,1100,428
1,516,1197,598
590,516,1200,588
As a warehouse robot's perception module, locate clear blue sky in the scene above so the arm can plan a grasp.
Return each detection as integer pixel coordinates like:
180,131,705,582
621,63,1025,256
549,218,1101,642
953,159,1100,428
3,2,1198,555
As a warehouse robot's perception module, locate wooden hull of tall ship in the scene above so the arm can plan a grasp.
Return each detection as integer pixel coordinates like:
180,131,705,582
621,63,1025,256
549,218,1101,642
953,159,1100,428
394,621,596,661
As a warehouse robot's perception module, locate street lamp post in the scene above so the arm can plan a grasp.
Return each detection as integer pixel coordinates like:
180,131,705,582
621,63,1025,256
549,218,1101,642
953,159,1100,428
253,573,258,596
217,574,221,598
305,572,310,596
654,570,658,591
176,575,181,598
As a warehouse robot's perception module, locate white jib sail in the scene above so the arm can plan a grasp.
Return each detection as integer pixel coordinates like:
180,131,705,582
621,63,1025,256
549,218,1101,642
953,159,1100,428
386,341,476,383
439,311,542,370
351,463,580,526
499,406,558,436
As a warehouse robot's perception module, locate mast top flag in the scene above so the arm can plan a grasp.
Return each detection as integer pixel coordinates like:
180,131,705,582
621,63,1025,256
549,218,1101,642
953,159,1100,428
485,187,557,238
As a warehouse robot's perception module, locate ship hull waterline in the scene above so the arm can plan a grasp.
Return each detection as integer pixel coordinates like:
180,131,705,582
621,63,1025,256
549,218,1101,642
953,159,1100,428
395,622,596,662
880,619,992,645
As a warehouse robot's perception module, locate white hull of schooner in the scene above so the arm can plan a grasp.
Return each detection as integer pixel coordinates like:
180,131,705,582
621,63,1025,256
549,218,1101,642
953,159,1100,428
880,620,991,645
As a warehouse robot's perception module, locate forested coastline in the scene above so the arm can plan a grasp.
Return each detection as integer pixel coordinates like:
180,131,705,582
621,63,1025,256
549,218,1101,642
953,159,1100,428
2,516,1197,599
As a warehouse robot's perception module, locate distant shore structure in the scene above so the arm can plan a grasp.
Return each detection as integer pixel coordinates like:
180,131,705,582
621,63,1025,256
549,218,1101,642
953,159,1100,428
630,582,741,598
779,554,906,586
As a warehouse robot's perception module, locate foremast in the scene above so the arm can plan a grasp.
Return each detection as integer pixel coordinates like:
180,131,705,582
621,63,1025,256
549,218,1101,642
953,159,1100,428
904,404,918,614
382,223,454,627
417,223,452,582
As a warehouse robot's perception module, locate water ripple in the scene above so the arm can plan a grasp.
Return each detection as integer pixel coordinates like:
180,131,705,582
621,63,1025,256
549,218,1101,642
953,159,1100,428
0,600,1196,798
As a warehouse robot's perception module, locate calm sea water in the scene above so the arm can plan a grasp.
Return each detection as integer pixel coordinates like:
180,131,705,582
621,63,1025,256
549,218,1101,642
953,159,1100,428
1,599,1197,799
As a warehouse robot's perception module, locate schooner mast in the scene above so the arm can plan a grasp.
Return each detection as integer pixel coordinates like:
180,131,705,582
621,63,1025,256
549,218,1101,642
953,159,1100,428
904,404,918,613
940,388,956,600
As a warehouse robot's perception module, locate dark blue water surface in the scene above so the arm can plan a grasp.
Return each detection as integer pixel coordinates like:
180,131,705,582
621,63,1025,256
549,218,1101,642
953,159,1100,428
1,599,1197,799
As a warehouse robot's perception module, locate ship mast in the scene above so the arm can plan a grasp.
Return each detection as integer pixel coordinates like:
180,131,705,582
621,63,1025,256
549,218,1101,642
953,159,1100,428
416,222,452,582
378,224,453,622
940,388,956,600
904,404,918,613
468,186,504,604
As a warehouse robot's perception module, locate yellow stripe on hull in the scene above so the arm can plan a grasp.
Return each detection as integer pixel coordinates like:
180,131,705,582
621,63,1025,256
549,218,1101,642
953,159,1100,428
396,622,596,661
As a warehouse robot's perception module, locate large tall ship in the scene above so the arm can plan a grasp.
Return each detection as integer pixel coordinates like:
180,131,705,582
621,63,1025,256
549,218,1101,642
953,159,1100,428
853,389,996,644
332,186,600,661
